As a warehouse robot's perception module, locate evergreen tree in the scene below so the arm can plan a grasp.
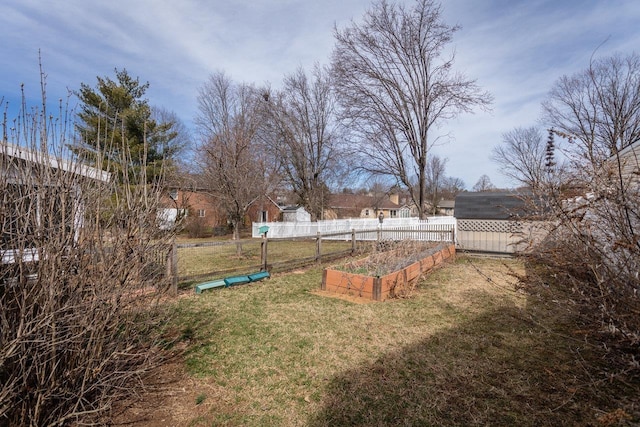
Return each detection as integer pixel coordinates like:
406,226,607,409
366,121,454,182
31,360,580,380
73,68,179,182
545,128,557,173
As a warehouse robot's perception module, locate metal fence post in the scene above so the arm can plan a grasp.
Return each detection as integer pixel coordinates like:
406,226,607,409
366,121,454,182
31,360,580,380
167,239,178,296
261,232,268,271
316,231,322,264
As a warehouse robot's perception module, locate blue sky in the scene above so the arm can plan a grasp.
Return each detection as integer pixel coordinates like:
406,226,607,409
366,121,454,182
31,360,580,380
2,0,640,189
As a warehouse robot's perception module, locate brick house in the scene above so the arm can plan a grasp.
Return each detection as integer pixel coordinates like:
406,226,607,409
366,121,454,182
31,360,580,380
160,188,284,234
159,188,227,233
246,195,282,223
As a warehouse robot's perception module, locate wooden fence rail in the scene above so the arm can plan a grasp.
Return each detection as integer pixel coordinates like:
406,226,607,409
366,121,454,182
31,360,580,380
164,226,455,287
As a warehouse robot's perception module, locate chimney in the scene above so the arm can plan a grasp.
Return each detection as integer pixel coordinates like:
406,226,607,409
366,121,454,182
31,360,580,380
389,193,399,205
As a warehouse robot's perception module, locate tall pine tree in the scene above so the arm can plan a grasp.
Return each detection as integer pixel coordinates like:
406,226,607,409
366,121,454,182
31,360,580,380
73,68,179,182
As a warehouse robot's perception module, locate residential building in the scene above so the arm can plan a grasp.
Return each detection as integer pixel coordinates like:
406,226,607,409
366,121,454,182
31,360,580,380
1,141,111,269
325,193,413,220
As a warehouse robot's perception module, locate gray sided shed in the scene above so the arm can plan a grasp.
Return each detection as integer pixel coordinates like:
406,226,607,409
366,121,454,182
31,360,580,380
282,206,311,222
454,191,544,254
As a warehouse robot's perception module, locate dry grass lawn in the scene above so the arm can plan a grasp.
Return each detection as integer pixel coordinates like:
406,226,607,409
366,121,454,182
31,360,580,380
114,255,638,426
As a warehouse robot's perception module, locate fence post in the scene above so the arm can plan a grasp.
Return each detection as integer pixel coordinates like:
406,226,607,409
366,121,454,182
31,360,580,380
351,228,356,255
316,231,322,264
373,277,382,301
261,233,268,271
167,239,178,296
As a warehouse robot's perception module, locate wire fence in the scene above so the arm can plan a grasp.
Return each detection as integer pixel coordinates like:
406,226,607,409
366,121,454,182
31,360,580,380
165,224,456,287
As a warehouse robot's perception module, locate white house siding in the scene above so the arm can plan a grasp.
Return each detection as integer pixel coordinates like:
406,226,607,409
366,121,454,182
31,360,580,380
617,142,640,186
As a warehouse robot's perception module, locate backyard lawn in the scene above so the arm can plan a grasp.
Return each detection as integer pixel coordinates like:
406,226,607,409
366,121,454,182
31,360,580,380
117,255,637,426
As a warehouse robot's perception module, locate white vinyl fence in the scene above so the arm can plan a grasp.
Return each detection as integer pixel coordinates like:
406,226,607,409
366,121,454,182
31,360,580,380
252,217,457,242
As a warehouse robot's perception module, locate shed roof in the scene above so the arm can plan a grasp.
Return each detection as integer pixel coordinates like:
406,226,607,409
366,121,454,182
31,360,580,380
454,191,531,220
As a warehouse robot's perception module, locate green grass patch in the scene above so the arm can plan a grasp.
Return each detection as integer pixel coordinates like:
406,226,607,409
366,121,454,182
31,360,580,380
177,239,354,280
160,256,638,426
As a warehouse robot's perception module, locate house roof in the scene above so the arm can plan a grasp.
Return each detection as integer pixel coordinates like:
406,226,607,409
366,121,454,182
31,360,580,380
328,193,400,210
1,141,112,182
438,200,455,209
454,191,531,220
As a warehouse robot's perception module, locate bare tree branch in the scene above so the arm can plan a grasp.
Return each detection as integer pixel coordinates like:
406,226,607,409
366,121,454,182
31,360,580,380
195,71,276,239
332,0,491,218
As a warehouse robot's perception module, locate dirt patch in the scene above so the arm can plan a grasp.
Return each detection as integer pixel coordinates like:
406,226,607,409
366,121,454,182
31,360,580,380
111,358,221,426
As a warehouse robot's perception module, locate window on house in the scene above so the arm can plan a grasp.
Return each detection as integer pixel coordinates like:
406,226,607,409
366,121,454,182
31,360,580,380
260,210,268,222
390,210,397,218
365,209,369,216
197,209,206,218
169,189,178,200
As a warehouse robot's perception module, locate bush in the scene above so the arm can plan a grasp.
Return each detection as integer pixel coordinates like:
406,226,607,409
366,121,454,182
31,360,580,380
524,153,640,373
185,215,209,238
0,90,176,425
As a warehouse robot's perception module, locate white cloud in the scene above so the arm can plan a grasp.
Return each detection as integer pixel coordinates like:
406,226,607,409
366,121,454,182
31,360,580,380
2,0,640,189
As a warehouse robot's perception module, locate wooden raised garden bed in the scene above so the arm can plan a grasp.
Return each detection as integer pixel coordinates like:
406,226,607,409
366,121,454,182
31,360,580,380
321,243,455,301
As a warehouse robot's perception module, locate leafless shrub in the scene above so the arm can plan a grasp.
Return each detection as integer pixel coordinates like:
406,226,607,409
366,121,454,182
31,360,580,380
338,240,442,278
524,142,640,373
519,52,640,375
184,215,208,238
0,86,176,425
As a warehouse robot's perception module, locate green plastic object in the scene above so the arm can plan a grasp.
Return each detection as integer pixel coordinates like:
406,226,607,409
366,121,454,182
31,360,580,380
195,279,226,294
248,271,270,282
224,275,251,287
258,225,269,235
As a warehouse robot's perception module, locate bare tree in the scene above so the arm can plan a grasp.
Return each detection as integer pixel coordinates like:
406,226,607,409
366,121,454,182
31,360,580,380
425,155,447,214
263,64,343,221
332,0,491,219
440,176,465,200
472,174,495,192
491,127,549,189
543,52,640,164
195,71,274,239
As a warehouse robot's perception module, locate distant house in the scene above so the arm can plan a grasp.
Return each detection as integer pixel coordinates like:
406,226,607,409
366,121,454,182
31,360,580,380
436,200,455,216
325,193,414,220
160,178,288,235
282,206,311,222
159,188,226,232
454,191,545,254
246,195,282,223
